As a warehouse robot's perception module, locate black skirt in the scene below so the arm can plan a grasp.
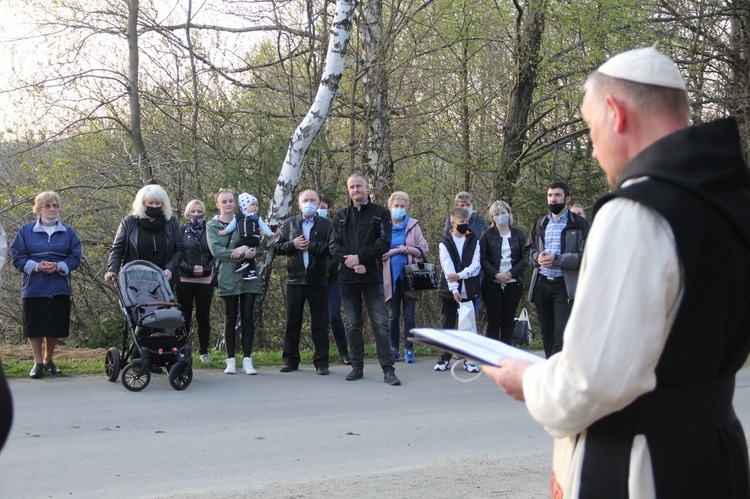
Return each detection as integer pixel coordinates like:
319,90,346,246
22,296,71,338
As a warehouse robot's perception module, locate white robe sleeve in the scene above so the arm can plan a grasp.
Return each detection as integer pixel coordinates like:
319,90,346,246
439,242,459,294
523,198,683,438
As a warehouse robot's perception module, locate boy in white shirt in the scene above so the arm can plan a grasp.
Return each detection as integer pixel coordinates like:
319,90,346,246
435,207,481,372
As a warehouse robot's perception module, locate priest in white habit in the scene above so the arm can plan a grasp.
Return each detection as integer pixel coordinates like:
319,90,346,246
484,47,750,498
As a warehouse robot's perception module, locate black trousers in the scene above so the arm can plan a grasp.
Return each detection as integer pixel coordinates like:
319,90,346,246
222,293,256,358
533,277,572,358
176,281,214,355
283,284,330,368
481,280,523,345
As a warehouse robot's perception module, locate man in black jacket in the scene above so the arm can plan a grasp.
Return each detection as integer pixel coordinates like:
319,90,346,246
329,173,401,386
525,181,589,357
275,189,333,375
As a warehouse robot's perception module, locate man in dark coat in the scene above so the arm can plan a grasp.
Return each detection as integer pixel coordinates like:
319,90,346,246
329,173,401,386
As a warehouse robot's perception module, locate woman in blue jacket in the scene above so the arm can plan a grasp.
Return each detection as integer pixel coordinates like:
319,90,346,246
11,191,82,379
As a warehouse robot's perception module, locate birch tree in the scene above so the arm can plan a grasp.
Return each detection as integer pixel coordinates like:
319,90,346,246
255,0,359,280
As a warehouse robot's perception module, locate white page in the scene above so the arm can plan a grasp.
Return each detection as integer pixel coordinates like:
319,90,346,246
409,328,544,366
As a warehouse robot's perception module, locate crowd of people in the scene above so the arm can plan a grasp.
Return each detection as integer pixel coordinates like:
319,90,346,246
3,175,592,383
2,47,749,497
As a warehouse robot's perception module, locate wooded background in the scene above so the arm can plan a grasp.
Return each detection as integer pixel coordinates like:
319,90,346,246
0,0,748,349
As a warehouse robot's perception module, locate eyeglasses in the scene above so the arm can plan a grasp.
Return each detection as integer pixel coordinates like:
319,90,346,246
42,203,60,209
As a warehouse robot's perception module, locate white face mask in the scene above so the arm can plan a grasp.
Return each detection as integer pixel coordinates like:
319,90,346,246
42,216,59,225
494,214,509,226
301,202,317,217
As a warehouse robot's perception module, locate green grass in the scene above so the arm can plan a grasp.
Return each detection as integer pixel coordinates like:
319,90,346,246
1,344,445,378
2,340,543,378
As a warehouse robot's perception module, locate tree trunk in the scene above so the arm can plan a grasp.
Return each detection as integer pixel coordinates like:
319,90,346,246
127,0,152,183
362,0,392,202
253,0,359,319
491,0,547,204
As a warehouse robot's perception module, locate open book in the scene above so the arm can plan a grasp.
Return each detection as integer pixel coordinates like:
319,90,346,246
409,328,544,367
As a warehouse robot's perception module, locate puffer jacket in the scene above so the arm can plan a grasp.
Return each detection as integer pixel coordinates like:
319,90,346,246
275,214,333,286
178,221,215,278
329,197,392,285
11,220,82,298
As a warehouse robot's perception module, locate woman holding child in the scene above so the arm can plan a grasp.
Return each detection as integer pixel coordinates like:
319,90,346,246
479,201,527,345
207,188,263,375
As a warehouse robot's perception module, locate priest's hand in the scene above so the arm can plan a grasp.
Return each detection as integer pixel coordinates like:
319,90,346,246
483,358,532,402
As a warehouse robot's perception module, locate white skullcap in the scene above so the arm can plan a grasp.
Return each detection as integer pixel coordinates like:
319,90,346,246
238,192,258,211
597,47,687,91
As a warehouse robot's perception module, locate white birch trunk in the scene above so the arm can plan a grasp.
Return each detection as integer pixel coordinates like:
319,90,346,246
254,0,359,295
266,0,359,228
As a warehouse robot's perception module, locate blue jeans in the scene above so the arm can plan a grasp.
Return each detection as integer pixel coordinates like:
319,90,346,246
388,279,417,350
339,282,395,371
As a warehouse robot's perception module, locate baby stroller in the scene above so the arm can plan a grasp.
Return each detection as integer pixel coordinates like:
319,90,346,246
104,260,193,391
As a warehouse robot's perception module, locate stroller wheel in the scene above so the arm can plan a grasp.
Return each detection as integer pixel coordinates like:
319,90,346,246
121,362,151,391
168,363,193,391
105,347,121,382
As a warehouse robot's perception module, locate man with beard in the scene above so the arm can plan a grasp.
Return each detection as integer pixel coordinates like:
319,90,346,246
524,181,589,357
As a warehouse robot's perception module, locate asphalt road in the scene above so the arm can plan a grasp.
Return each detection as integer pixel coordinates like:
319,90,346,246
3,361,750,498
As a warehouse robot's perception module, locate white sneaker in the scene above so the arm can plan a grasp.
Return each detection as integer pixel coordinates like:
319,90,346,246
242,357,257,375
463,360,481,373
200,354,211,363
234,261,251,273
224,358,236,374
434,359,450,371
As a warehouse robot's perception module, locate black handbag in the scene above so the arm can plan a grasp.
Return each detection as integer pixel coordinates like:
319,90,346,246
402,249,438,291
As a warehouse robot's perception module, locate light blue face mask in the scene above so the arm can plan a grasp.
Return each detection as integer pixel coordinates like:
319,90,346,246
391,208,406,220
467,207,474,216
494,214,509,226
301,202,317,217
316,208,328,218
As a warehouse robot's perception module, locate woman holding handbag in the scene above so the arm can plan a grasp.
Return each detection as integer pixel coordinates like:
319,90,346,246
382,191,429,364
479,200,527,345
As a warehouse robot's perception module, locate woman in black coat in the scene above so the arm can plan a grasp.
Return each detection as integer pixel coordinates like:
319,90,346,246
176,199,215,363
479,200,527,345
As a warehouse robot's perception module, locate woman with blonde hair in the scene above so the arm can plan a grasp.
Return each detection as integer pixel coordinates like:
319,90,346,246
206,188,264,375
176,199,215,363
11,191,82,378
479,200,527,344
382,191,429,363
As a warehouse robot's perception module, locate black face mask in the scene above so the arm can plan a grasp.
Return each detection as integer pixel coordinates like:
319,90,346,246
145,206,164,218
548,203,566,215
455,223,469,234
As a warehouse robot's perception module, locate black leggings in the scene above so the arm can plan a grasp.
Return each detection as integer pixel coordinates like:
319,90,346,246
223,293,256,358
176,282,214,355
